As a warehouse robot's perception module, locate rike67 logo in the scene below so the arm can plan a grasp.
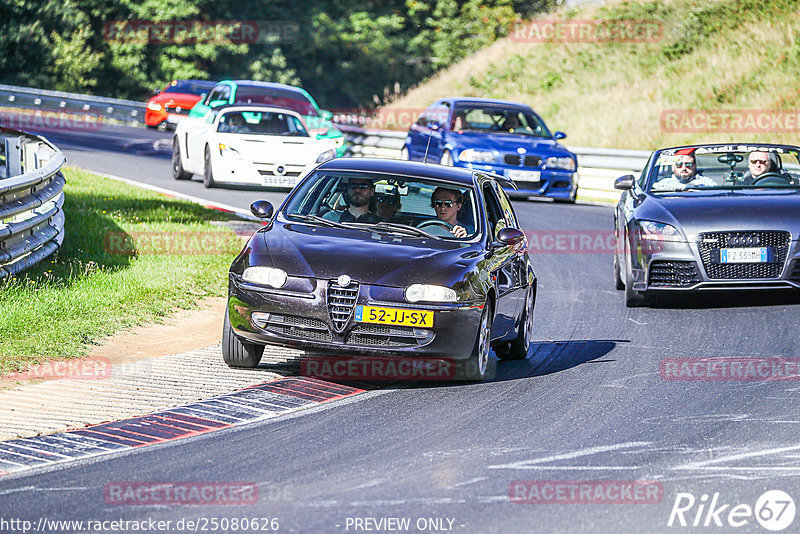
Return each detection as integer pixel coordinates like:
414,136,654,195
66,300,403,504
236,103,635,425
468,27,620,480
668,490,795,531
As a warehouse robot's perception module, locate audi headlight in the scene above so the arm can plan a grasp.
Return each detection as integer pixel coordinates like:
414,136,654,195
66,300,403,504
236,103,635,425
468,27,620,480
637,221,683,242
242,267,288,288
316,149,336,163
544,156,576,171
459,148,499,164
219,143,243,159
405,284,457,303
147,102,163,111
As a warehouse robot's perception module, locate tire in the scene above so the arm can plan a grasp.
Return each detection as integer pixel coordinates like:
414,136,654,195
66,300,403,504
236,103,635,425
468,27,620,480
400,146,410,160
464,302,492,380
203,146,216,188
440,150,454,166
222,308,264,368
499,287,534,360
172,139,191,180
614,243,625,290
624,255,647,307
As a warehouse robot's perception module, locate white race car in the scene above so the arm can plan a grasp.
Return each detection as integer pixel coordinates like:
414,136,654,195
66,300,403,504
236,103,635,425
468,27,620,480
171,105,339,188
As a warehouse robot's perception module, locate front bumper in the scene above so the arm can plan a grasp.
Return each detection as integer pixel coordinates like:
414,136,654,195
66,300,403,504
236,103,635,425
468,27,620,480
228,275,482,358
628,233,800,292
213,157,315,189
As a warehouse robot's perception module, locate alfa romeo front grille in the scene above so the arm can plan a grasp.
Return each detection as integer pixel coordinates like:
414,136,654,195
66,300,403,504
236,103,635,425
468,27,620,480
346,324,431,347
327,281,359,333
259,314,332,342
648,261,701,287
698,231,790,279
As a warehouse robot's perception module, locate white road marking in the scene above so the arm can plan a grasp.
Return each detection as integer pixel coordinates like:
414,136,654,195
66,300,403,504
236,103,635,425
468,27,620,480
487,441,650,470
444,477,487,490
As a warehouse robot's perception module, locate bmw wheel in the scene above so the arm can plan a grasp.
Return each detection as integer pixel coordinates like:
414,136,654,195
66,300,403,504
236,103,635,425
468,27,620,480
203,146,216,188
222,308,264,368
172,139,191,180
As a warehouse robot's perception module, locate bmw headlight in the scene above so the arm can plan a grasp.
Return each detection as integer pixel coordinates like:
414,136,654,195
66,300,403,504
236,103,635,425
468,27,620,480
219,143,243,159
316,149,336,163
242,267,288,288
405,284,457,303
544,156,576,171
637,221,683,242
459,148,499,164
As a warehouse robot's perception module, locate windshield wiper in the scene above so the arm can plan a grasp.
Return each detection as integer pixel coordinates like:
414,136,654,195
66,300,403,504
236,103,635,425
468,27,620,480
286,213,347,228
371,221,438,239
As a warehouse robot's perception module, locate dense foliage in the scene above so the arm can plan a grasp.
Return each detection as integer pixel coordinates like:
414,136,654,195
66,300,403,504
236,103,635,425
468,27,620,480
0,0,555,108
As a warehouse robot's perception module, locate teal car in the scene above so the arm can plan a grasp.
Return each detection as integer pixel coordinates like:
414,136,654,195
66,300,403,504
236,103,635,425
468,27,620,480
188,80,347,157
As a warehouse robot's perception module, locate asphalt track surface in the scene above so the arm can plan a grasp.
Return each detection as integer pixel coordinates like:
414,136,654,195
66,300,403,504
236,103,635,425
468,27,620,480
3,124,800,533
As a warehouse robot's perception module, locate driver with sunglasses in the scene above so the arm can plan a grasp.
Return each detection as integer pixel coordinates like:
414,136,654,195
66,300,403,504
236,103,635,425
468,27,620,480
652,149,715,190
338,178,381,223
431,187,469,238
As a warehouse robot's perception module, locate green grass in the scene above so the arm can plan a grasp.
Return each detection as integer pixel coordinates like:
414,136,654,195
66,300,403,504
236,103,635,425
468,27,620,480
384,0,800,148
0,167,245,375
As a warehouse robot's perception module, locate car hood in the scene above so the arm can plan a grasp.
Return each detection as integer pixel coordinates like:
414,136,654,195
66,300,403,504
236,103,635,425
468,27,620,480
449,131,572,156
641,191,800,240
257,221,482,287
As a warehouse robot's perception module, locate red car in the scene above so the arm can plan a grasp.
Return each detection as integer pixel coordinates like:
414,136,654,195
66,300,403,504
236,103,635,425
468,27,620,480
145,80,217,129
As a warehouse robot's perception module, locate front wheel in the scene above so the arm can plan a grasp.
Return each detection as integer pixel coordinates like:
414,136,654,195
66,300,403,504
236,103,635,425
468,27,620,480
222,308,264,368
203,146,216,188
499,287,534,360
624,257,647,307
172,139,191,180
463,302,492,380
613,244,624,290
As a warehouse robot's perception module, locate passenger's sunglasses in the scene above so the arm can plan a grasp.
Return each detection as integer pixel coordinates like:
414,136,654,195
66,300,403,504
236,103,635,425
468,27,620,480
432,199,456,208
674,161,695,168
377,196,397,205
749,159,768,165
348,183,371,190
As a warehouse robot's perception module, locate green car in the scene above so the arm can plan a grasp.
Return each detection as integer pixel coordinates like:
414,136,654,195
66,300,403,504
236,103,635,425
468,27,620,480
188,80,347,157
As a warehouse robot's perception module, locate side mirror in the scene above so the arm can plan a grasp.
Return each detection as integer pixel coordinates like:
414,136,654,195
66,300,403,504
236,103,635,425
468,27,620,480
614,175,635,190
209,99,227,108
250,200,274,220
320,109,333,120
554,131,567,140
495,227,525,247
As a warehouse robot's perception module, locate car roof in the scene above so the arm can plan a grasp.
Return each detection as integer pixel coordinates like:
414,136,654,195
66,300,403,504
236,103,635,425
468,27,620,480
441,97,533,110
316,157,514,188
213,104,303,117
224,80,310,96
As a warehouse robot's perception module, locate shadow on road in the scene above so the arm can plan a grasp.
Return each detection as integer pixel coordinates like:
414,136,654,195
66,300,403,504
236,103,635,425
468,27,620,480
490,339,621,382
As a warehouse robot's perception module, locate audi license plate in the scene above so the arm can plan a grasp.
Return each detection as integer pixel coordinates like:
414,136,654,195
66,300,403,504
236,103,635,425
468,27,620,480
719,247,770,263
355,306,433,328
504,169,541,183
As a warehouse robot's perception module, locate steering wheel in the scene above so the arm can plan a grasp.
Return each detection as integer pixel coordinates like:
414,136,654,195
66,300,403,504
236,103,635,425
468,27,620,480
753,172,794,186
417,219,454,232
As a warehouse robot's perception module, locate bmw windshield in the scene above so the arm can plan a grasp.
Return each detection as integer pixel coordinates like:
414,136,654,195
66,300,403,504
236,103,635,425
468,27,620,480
649,144,800,193
451,105,551,138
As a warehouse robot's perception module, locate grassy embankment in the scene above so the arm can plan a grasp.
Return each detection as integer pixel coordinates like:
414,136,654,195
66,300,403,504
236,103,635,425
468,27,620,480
383,0,800,149
0,167,244,375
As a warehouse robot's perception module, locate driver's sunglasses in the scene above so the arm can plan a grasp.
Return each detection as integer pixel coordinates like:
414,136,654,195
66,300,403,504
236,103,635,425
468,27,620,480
377,196,397,205
749,159,768,165
674,161,695,168
348,183,371,190
432,199,456,208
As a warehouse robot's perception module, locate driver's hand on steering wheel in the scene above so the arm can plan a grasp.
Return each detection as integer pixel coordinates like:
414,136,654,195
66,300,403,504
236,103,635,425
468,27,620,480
451,225,467,238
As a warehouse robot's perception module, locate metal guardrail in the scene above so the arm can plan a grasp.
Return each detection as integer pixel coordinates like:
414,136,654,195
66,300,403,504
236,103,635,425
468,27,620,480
0,128,67,278
0,84,146,126
336,124,651,203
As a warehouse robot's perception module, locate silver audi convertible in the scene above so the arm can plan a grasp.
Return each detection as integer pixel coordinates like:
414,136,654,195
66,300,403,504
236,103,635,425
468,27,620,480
614,143,800,307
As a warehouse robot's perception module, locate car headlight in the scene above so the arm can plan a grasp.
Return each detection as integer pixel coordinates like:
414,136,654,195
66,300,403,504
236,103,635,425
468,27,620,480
316,149,336,163
242,267,288,288
333,137,345,148
637,221,683,242
544,156,576,171
405,284,457,303
147,102,163,111
459,148,499,164
219,143,243,159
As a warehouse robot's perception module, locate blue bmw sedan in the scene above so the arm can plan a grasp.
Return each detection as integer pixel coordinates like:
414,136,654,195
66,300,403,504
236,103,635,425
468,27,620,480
402,97,578,202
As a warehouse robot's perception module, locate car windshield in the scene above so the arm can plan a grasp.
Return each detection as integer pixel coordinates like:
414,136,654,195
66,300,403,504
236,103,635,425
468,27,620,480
648,145,800,193
163,80,215,95
233,87,319,116
282,171,480,239
452,105,551,137
217,111,308,136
